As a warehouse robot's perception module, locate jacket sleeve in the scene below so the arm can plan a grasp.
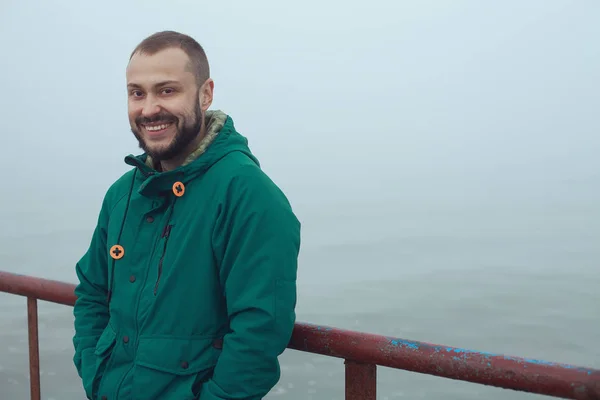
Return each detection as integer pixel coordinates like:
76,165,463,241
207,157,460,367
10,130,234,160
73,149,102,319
202,167,301,400
72,193,112,399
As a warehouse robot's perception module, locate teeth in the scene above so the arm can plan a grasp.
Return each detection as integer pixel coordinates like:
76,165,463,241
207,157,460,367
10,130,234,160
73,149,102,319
145,123,171,132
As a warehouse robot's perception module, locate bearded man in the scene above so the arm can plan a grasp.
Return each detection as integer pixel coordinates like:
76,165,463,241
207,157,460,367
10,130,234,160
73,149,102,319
72,30,301,400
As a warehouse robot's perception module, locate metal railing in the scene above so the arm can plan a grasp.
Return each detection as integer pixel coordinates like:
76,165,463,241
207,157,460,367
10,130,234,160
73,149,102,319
0,270,598,400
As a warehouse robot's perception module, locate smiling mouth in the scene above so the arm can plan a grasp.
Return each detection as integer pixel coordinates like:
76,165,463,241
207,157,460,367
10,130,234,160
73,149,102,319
142,122,173,133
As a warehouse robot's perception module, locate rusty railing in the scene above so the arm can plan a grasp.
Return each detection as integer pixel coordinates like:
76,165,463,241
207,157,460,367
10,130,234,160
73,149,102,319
0,270,599,400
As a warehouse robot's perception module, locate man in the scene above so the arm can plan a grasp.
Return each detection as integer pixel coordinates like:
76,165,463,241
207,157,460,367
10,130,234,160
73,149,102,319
72,31,301,400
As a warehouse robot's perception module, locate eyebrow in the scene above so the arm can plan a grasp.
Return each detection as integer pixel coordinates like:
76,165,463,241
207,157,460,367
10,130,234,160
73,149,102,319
127,80,181,89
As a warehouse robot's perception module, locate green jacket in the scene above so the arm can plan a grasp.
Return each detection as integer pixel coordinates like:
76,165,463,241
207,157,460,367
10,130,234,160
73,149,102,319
72,111,301,400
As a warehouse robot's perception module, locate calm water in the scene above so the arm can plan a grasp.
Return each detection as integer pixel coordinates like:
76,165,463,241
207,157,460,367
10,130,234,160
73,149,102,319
1,202,598,399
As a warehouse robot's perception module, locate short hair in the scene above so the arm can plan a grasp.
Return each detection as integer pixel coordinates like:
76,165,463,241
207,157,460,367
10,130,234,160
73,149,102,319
130,30,210,86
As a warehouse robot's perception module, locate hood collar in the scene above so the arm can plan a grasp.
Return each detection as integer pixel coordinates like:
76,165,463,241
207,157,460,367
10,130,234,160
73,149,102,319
123,110,257,198
144,109,228,170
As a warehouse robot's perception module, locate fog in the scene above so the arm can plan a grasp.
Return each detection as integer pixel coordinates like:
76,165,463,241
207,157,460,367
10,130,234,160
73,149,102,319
0,1,598,398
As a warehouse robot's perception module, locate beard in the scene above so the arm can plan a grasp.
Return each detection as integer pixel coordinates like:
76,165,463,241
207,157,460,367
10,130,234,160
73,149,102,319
131,96,203,163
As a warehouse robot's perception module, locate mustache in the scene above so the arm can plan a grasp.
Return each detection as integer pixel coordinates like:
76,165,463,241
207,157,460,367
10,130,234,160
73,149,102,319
136,112,177,125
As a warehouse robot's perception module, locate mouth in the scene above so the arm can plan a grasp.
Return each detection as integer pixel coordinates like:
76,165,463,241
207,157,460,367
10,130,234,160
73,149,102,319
141,122,174,135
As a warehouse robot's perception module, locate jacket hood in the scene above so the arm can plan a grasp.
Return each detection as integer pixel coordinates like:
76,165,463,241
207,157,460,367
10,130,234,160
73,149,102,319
123,110,258,197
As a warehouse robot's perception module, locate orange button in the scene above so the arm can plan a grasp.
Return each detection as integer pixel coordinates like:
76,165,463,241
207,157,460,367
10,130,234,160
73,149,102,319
110,244,124,260
172,181,185,197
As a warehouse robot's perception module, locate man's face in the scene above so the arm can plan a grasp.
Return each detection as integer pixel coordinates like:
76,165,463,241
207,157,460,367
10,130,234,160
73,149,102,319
126,47,210,162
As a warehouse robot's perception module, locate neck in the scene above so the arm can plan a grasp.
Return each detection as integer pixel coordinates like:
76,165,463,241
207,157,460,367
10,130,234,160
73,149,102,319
159,130,205,172
144,110,227,172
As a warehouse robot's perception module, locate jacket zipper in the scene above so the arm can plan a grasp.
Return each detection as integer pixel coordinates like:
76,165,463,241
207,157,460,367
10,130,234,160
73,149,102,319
154,224,172,295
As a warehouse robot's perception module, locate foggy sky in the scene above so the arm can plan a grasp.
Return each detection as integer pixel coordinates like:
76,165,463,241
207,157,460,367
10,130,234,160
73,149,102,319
1,0,598,239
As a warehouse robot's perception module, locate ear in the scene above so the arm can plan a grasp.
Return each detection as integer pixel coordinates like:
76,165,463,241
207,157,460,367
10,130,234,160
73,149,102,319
199,79,214,111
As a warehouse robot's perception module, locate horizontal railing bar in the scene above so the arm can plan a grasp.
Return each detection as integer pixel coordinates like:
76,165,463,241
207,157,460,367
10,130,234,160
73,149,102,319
1,270,599,399
289,323,600,400
0,271,76,306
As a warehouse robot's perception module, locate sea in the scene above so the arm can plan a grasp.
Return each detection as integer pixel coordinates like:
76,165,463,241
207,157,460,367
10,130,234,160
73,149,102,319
0,200,598,399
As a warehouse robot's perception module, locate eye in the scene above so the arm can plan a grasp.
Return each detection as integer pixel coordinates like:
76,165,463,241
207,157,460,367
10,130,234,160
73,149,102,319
161,88,175,95
130,89,144,98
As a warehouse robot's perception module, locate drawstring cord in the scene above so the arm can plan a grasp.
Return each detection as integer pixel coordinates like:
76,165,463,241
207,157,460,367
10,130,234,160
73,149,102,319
105,168,179,304
107,169,137,304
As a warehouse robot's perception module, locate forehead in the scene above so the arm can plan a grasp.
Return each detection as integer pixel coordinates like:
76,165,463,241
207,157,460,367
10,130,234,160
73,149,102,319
126,47,194,87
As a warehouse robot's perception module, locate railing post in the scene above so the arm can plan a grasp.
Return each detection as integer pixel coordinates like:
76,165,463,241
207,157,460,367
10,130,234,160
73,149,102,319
27,297,41,400
345,360,376,400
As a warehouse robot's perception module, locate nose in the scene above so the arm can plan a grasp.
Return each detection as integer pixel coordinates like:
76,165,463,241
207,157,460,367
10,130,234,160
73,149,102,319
141,96,161,117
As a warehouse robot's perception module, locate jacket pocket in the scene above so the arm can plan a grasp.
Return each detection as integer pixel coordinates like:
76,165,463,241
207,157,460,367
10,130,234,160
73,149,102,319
154,223,175,296
86,324,117,399
133,335,222,400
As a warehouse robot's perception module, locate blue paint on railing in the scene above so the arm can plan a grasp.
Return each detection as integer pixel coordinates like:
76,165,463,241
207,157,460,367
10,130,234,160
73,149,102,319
384,338,596,376
389,339,419,350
